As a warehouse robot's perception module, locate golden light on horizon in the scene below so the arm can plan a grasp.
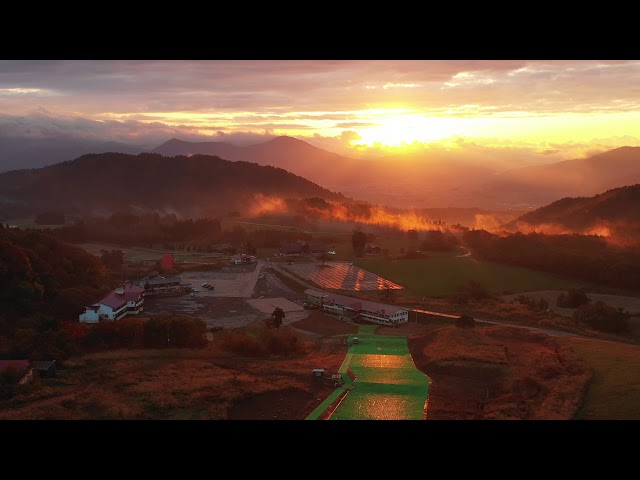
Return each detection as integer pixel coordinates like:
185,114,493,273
352,111,640,149
100,107,640,154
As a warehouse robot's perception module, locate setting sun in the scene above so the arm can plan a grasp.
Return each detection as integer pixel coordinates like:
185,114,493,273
354,114,462,146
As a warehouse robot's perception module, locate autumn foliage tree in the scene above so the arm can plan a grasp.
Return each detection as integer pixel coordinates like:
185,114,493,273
557,289,590,308
573,301,630,334
463,229,640,290
271,307,286,329
0,227,109,335
351,230,367,257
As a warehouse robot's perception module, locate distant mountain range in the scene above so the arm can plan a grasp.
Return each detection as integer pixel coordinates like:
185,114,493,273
503,184,640,245
0,152,345,219
0,137,144,172
3,134,640,211
152,136,368,184
153,138,640,210
152,136,502,208
485,146,640,206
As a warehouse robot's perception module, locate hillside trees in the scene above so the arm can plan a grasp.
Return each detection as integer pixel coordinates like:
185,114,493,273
1,230,107,319
421,229,456,251
100,249,124,271
463,229,640,290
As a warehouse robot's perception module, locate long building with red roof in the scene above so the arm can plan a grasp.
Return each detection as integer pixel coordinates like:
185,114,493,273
79,283,145,323
304,289,409,327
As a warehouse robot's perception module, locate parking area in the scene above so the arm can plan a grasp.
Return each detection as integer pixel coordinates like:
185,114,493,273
143,262,312,329
179,264,262,298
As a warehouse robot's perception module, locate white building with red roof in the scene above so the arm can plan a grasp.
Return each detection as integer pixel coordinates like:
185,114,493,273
79,283,145,323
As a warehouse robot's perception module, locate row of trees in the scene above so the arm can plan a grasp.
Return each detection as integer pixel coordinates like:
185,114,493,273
351,228,458,257
50,213,316,251
463,230,640,290
1,314,209,360
514,294,550,312
515,289,632,334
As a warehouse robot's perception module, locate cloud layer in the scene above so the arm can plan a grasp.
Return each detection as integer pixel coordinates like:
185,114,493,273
1,60,640,162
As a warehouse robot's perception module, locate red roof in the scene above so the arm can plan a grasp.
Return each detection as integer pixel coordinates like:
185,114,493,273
97,284,143,310
121,284,144,302
124,284,145,294
98,293,127,310
0,360,30,373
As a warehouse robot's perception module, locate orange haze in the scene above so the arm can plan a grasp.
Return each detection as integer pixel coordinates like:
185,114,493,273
247,195,451,232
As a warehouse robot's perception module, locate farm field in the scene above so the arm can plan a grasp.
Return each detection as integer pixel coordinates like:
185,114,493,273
355,257,586,297
559,337,640,420
283,261,404,291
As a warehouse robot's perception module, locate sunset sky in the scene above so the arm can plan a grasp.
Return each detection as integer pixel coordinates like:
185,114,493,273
1,60,639,163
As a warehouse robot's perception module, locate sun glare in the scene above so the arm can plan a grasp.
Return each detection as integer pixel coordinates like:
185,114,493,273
354,115,462,147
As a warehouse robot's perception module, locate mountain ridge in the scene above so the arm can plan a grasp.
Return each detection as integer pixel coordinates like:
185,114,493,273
502,183,640,245
0,151,346,219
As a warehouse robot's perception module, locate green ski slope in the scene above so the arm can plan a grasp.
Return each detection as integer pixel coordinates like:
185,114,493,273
306,324,430,420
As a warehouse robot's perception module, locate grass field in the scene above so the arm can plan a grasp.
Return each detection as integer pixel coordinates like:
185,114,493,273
560,337,640,420
77,242,225,265
354,257,585,297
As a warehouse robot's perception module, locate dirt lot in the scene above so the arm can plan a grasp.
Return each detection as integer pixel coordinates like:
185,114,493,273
143,263,308,329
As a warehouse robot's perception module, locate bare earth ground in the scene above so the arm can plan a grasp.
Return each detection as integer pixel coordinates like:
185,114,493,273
406,323,591,419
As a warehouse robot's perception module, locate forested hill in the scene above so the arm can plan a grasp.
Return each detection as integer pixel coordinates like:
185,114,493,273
502,184,640,245
0,152,346,219
0,225,109,341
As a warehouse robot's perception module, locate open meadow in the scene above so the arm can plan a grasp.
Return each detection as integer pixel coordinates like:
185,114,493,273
559,337,640,420
355,256,586,297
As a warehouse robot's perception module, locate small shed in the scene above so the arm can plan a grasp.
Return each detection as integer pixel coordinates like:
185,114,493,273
31,360,57,378
352,337,359,344
312,368,325,380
